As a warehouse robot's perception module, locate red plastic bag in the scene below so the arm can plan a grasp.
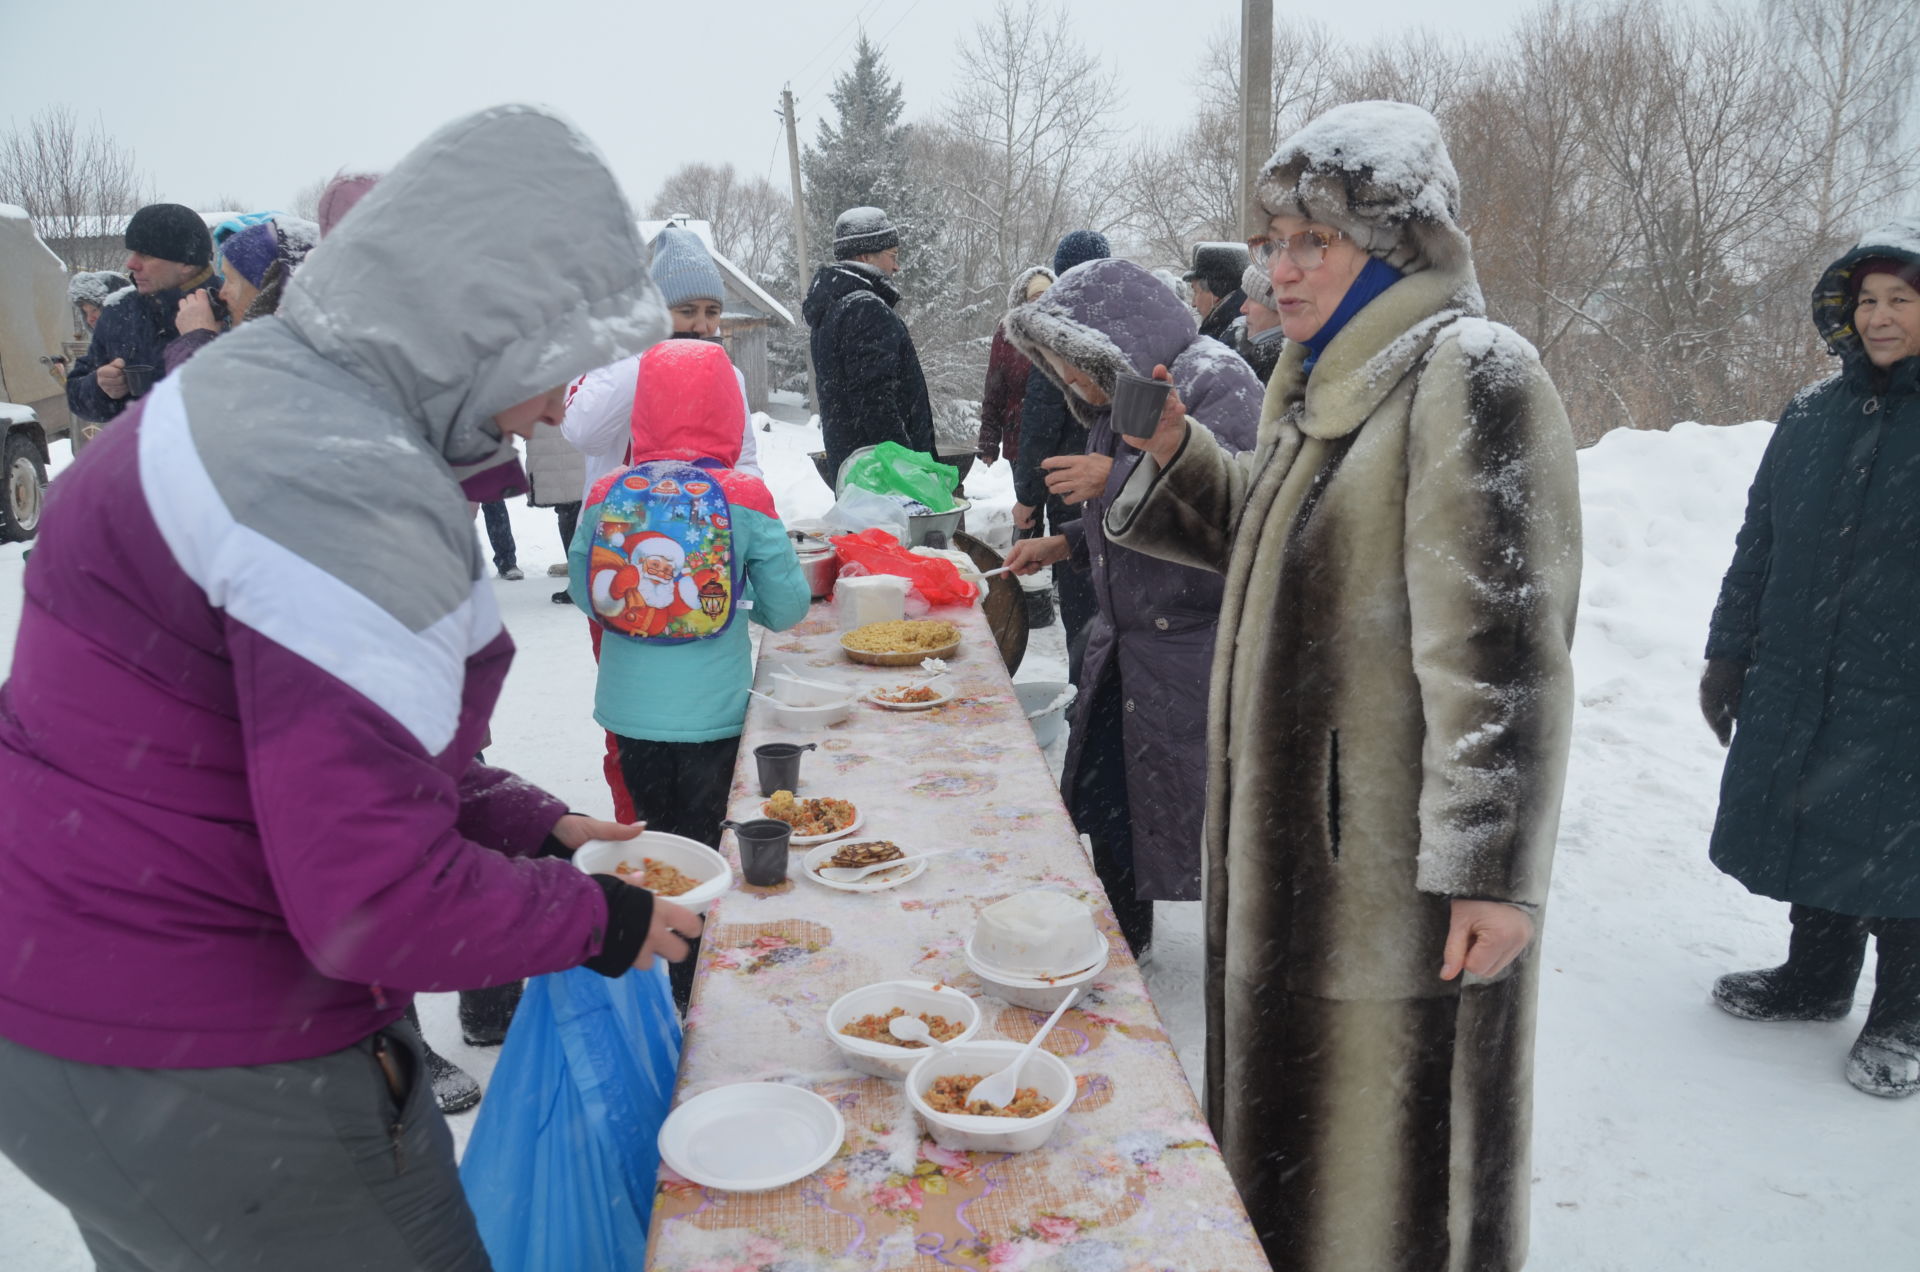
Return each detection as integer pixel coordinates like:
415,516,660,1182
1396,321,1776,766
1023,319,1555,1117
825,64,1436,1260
829,529,978,607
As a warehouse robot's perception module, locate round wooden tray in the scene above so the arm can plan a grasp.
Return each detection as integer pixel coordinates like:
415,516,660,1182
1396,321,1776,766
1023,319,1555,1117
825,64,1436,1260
840,636,961,666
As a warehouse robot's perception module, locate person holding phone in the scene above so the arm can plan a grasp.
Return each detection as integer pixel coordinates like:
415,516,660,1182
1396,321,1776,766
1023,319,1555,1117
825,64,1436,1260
1000,258,1261,961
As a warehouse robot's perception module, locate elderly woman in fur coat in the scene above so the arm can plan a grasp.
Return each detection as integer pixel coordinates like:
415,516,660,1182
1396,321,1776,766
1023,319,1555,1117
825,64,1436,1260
1106,101,1581,1271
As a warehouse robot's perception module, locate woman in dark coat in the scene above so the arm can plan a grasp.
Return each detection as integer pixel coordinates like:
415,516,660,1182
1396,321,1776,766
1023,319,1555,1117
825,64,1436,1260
1702,215,1920,1099
977,266,1052,466
1001,258,1262,958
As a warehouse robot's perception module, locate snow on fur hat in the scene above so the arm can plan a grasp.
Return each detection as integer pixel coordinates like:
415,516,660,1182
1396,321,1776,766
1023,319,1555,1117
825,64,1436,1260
1241,262,1277,309
650,226,726,308
1257,100,1468,276
124,202,212,267
833,206,899,259
1007,264,1055,309
69,270,130,308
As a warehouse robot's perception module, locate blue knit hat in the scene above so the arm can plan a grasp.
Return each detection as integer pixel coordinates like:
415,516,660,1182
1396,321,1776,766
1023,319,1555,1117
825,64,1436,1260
651,226,725,308
1052,229,1110,276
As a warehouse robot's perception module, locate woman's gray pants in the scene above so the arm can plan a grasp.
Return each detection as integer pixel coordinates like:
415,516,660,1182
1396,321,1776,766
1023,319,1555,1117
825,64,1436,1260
0,1019,490,1271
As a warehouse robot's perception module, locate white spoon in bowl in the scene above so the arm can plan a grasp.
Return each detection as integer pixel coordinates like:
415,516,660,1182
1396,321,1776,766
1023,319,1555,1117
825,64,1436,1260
887,1015,952,1048
968,988,1079,1111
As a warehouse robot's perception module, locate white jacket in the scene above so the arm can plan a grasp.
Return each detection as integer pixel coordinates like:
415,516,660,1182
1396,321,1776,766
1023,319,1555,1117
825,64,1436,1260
561,348,761,504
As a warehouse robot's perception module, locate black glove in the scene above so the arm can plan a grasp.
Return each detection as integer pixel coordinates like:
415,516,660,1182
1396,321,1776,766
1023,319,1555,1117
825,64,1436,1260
1699,658,1746,747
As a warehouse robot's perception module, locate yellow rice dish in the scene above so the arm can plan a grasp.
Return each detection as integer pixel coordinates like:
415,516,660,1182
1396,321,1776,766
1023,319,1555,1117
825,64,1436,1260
841,620,960,654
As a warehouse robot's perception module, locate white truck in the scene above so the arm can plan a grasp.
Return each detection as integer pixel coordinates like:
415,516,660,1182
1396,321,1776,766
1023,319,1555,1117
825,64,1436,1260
0,203,84,543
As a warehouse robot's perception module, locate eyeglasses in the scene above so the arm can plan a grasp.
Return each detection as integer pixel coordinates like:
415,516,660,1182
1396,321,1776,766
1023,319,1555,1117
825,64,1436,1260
1249,230,1349,272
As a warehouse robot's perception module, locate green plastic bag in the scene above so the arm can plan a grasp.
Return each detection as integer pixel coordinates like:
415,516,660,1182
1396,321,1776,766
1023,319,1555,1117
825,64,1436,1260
841,442,958,513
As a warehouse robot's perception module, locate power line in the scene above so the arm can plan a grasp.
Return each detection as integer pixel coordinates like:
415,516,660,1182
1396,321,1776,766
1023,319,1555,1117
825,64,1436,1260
800,0,894,101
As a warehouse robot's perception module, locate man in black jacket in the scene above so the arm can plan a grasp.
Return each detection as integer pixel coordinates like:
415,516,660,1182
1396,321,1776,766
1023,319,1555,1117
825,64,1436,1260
803,206,935,479
66,204,219,424
1184,241,1250,346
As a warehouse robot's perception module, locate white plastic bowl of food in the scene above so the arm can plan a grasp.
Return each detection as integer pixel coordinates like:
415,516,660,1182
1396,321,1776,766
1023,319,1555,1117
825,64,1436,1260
572,832,733,915
964,933,1109,1011
770,671,860,707
824,979,982,1080
769,696,857,730
906,1040,1075,1153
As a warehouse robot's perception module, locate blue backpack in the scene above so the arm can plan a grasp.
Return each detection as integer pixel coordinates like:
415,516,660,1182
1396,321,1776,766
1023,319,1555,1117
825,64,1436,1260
585,459,737,643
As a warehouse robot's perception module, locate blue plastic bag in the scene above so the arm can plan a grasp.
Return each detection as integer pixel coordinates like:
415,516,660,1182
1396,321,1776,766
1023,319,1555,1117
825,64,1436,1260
459,961,681,1271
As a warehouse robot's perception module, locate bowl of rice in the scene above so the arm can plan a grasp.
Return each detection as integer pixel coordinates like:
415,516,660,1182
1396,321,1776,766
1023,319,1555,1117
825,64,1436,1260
905,1040,1076,1153
840,619,962,666
824,979,982,1080
572,831,733,915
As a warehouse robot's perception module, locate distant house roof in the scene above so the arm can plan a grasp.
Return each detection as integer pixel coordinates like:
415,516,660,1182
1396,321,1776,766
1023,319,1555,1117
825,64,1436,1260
638,217,793,327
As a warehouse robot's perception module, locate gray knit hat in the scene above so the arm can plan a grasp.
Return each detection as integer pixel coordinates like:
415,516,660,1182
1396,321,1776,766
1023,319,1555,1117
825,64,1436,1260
1255,100,1468,276
650,226,726,308
1241,262,1276,309
833,206,899,260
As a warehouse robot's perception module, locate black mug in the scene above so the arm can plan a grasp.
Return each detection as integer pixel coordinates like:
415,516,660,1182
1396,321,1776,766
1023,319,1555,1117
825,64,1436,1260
754,741,817,797
724,818,793,886
121,363,155,399
1110,370,1172,442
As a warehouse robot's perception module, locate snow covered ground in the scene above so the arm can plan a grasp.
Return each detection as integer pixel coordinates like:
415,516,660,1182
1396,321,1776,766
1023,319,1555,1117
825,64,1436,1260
1,411,1914,1269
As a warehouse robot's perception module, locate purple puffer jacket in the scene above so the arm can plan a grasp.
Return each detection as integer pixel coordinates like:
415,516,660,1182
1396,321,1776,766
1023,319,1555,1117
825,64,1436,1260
1004,258,1262,900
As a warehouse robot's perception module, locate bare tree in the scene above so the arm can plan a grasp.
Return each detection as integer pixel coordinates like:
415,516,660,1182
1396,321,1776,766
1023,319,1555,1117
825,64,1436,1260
646,162,791,282
289,177,330,222
0,105,149,270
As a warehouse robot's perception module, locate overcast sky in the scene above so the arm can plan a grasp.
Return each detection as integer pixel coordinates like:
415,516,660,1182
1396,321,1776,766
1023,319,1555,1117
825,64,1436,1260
4,0,1559,215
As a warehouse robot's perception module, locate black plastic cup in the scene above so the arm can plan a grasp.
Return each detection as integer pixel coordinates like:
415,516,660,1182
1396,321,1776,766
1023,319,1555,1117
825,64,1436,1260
121,363,155,399
1110,370,1172,441
726,818,793,886
754,741,817,797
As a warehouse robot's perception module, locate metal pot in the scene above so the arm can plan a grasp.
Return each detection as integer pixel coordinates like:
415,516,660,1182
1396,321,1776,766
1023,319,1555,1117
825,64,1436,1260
796,543,840,599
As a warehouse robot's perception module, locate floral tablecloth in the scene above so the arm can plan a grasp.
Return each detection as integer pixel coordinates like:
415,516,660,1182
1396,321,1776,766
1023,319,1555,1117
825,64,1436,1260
645,602,1270,1272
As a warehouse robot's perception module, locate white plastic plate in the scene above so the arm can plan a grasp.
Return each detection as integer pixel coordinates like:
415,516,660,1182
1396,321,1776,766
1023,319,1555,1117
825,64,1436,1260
657,1082,844,1193
802,841,928,892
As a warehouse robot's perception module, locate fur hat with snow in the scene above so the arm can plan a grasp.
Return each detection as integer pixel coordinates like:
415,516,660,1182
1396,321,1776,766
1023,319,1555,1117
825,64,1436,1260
1256,100,1469,277
833,206,899,260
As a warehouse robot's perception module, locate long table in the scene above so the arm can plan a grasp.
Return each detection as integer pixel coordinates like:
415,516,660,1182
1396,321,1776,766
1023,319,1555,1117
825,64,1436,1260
643,601,1271,1271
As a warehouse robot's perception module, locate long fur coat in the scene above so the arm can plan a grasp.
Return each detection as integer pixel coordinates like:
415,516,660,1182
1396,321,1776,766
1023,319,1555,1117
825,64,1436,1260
1107,256,1581,1270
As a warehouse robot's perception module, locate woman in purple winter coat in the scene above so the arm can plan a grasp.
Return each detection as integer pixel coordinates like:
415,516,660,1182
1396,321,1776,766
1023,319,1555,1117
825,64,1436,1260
1001,258,1262,958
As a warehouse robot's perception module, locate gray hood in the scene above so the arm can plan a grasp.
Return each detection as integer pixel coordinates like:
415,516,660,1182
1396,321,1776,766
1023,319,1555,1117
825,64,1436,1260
280,105,666,466
173,106,668,633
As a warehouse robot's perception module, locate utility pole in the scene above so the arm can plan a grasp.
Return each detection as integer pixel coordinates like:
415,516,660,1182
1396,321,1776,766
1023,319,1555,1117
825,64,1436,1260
782,85,818,415
1239,0,1274,240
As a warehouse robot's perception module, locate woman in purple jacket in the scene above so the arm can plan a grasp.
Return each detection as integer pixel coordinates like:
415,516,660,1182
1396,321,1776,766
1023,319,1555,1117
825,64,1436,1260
1001,258,1263,960
0,106,686,1271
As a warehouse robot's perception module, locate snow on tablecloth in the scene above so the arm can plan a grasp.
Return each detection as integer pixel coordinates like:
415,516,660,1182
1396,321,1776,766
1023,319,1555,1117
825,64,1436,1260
646,602,1270,1272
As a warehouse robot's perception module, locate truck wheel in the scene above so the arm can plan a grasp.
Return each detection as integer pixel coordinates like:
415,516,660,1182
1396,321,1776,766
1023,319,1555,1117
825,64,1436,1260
1,430,47,543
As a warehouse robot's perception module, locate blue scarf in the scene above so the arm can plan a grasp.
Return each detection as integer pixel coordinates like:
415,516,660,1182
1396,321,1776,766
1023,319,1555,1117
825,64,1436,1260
1301,256,1404,373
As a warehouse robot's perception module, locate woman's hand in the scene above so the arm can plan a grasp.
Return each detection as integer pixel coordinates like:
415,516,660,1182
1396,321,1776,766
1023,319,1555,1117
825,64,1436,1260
1041,453,1114,505
1118,364,1190,467
1440,900,1535,981
551,814,644,852
1003,534,1070,575
638,898,703,965
175,289,219,334
1012,501,1037,531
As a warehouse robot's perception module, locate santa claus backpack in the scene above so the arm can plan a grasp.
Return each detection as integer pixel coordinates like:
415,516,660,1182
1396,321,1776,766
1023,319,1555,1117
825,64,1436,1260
585,459,737,643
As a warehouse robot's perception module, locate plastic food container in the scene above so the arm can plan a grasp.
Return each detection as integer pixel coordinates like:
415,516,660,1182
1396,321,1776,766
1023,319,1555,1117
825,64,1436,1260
824,980,982,1080
906,1040,1075,1153
964,933,1110,1011
769,697,856,731
572,832,733,915
770,671,859,707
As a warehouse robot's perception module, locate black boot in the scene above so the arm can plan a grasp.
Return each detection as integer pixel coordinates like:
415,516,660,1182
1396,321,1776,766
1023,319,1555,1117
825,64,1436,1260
1847,918,1920,1098
403,1003,482,1114
458,981,523,1047
1713,904,1870,1022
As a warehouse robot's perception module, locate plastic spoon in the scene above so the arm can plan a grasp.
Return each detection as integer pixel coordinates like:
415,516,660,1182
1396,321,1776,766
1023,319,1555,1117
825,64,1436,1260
977,565,1012,579
968,988,1079,1110
817,849,953,882
887,1015,953,1048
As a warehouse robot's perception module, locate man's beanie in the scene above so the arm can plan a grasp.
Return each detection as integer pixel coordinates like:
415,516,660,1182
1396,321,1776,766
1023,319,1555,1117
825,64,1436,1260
650,226,727,308
1185,242,1249,296
124,203,212,268
1052,229,1111,276
833,206,899,260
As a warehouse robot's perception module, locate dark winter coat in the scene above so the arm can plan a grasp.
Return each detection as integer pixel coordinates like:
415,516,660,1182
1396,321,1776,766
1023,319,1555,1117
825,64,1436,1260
1104,101,1580,1271
1004,259,1262,901
66,273,213,422
802,261,935,477
1232,317,1283,384
1198,287,1245,345
1707,217,1920,920
978,325,1029,465
1011,371,1083,512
